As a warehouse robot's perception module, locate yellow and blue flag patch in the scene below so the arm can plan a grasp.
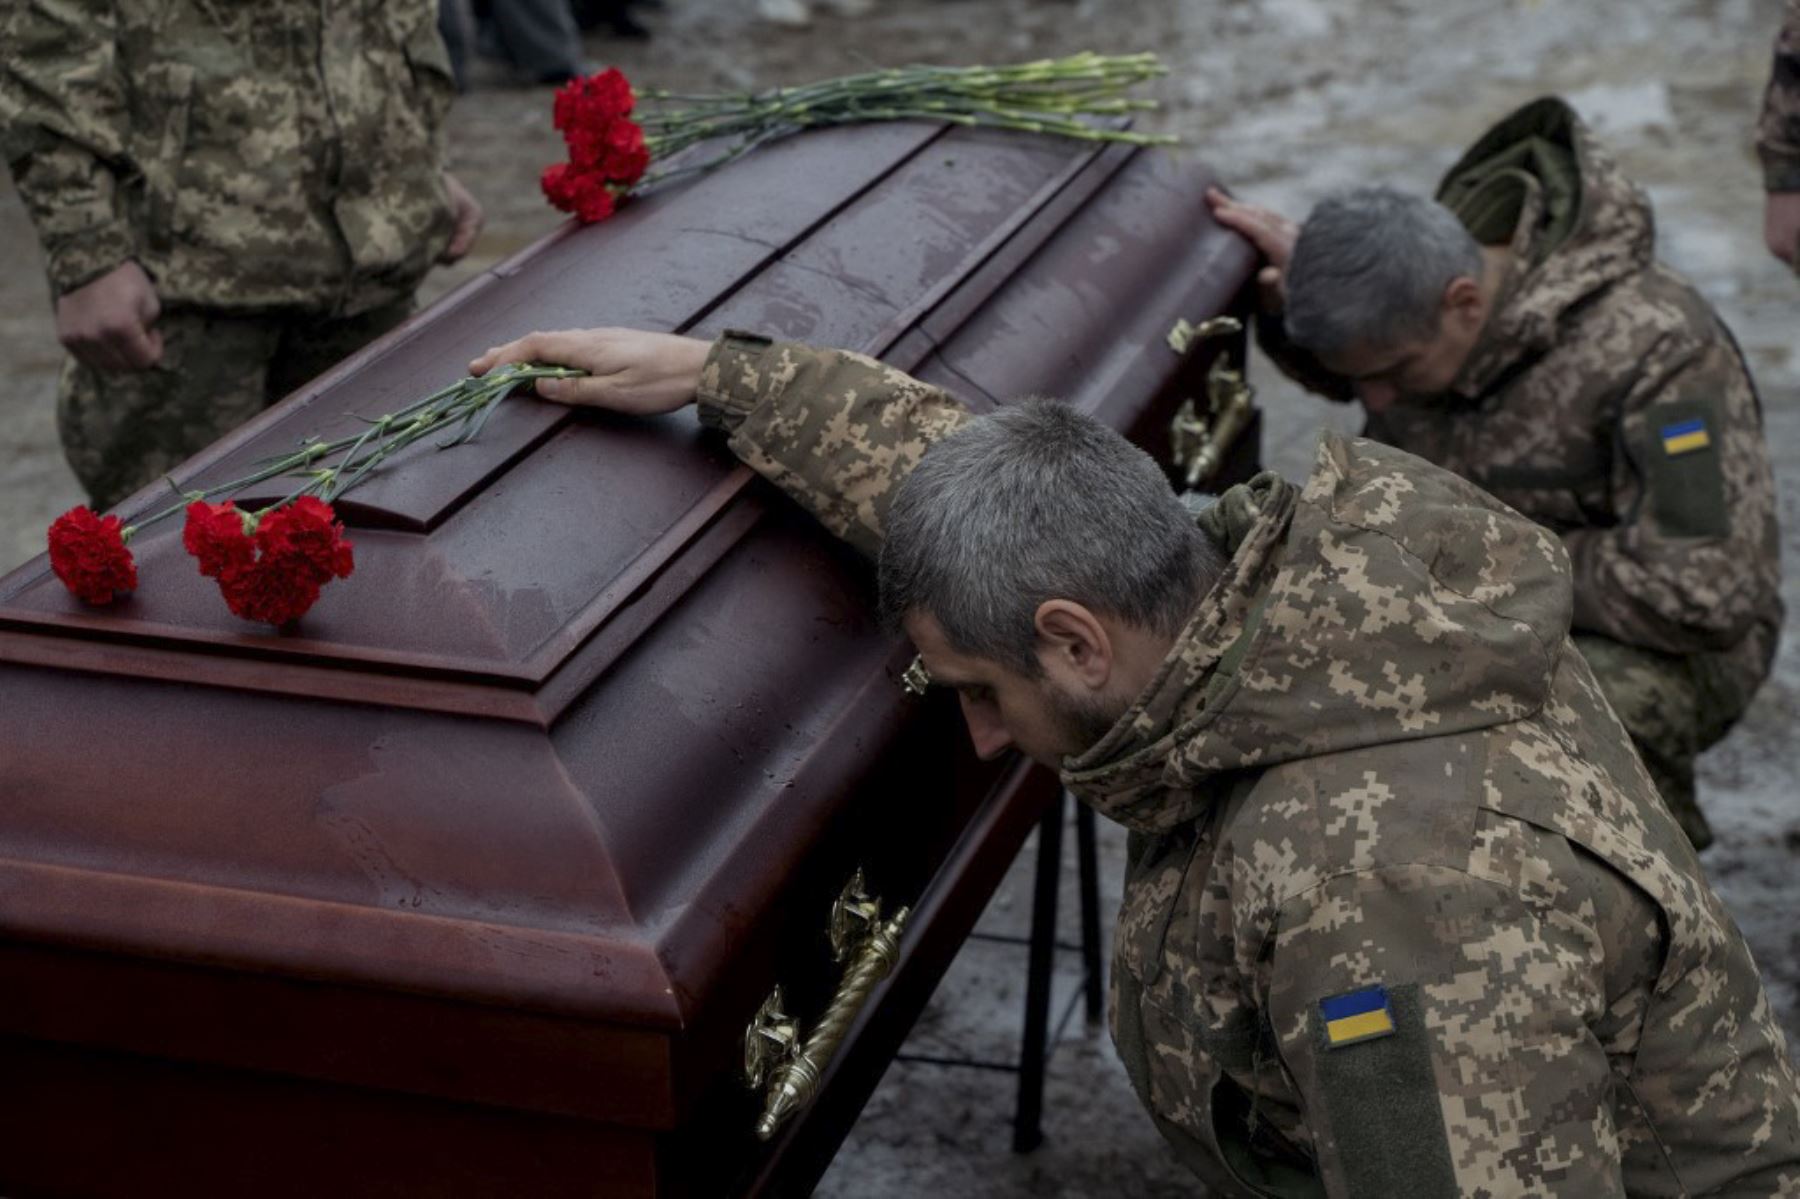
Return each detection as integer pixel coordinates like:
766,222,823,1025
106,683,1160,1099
1321,985,1395,1048
1660,417,1712,456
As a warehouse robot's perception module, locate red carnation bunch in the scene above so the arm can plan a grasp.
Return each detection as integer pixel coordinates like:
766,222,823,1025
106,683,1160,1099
181,499,254,578
39,361,579,629
542,68,650,224
181,497,354,627
46,506,138,606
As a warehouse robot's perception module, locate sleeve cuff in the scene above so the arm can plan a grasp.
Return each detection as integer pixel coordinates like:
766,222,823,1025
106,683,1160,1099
46,224,139,298
696,329,776,435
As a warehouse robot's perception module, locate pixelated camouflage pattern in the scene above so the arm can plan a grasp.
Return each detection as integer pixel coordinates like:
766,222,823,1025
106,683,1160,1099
696,332,971,561
0,0,455,310
698,333,1800,1196
1572,631,1755,852
1266,98,1782,784
59,298,415,510
1760,1,1800,192
1066,434,1800,1197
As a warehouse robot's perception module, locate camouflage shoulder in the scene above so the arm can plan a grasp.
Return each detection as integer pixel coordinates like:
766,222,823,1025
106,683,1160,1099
1759,0,1800,190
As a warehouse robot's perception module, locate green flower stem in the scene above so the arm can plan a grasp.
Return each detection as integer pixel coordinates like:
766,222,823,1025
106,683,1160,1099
633,53,1176,161
121,364,586,537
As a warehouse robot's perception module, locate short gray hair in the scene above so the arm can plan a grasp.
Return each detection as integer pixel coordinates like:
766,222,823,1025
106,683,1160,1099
1284,186,1483,357
878,399,1224,675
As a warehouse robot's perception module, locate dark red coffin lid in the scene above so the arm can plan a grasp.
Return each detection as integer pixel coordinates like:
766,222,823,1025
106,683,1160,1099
0,125,1252,1057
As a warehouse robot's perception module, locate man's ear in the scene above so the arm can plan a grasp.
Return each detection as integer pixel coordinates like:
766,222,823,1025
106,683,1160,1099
1442,274,1486,331
1034,600,1114,690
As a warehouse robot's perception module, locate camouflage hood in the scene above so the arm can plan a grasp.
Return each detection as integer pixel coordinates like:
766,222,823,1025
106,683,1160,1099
1437,96,1657,398
1062,434,1572,834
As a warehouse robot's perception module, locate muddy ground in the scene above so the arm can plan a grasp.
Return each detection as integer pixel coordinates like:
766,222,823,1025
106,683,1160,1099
1,0,1796,1194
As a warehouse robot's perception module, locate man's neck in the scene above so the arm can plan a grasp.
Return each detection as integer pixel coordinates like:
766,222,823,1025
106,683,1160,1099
1105,617,1180,710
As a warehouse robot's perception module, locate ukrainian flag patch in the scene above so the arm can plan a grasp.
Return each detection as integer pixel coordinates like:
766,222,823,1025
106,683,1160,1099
1660,418,1712,456
1321,985,1396,1048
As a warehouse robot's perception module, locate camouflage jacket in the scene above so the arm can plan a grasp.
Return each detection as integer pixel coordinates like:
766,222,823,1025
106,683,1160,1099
1761,1,1800,192
698,333,1800,1197
1263,98,1782,700
0,0,456,314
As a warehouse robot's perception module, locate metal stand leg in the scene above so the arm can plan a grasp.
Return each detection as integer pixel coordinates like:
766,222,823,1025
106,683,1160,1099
903,790,1105,1153
1075,800,1103,1023
1012,792,1063,1153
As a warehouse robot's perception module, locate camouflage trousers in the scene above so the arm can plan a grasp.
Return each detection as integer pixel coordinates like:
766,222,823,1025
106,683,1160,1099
1573,632,1755,851
58,298,416,511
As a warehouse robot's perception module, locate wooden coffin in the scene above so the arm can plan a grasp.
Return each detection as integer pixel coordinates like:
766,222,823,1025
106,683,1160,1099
0,123,1256,1197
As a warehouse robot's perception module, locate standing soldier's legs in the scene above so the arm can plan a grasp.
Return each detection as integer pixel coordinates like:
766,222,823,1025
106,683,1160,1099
265,298,417,405
58,298,421,512
1573,633,1749,851
56,311,281,512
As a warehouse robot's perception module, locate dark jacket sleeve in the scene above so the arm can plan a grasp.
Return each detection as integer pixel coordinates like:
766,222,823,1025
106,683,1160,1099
1758,0,1800,192
1561,333,1780,655
694,332,973,561
0,0,138,295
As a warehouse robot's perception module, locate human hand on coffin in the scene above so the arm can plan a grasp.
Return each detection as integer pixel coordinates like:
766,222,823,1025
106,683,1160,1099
1205,186,1294,313
469,327,711,413
54,260,164,372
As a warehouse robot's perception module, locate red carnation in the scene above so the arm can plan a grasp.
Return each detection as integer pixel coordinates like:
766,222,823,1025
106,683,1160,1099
182,500,254,578
46,506,138,606
256,496,355,585
590,69,635,118
571,175,617,223
552,68,634,130
600,120,650,185
184,497,354,626
563,121,608,171
542,163,618,224
545,68,645,225
217,559,323,628
541,161,583,208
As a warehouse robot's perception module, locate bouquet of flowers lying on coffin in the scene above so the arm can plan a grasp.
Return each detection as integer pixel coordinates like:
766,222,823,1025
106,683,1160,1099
45,364,582,625
46,52,1178,625
541,52,1178,223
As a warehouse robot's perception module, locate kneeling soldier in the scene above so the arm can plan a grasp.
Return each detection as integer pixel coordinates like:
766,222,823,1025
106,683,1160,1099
1208,97,1783,850
469,325,1800,1196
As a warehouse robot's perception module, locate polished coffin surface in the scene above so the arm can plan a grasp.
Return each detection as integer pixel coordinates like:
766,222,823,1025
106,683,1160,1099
0,122,1255,1196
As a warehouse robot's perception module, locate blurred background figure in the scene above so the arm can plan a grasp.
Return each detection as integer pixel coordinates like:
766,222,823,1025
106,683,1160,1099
1760,0,1800,269
440,0,659,93
572,0,656,41
757,0,873,30
464,0,597,86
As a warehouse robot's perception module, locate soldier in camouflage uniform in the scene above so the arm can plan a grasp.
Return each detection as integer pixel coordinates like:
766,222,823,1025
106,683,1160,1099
469,325,1800,1196
1763,0,1800,267
0,0,481,510
1208,97,1783,850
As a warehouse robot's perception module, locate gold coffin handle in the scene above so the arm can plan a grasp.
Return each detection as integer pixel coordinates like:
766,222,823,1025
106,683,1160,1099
1167,314,1256,489
899,655,932,697
749,870,911,1142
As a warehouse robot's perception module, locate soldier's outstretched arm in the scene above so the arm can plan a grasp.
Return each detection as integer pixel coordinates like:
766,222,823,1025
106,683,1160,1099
1266,865,1625,1198
0,0,136,298
1758,1,1800,264
471,328,971,560
1560,336,1778,655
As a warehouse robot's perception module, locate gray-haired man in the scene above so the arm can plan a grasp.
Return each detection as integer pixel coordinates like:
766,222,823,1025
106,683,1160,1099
462,324,1800,1196
1207,96,1783,850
